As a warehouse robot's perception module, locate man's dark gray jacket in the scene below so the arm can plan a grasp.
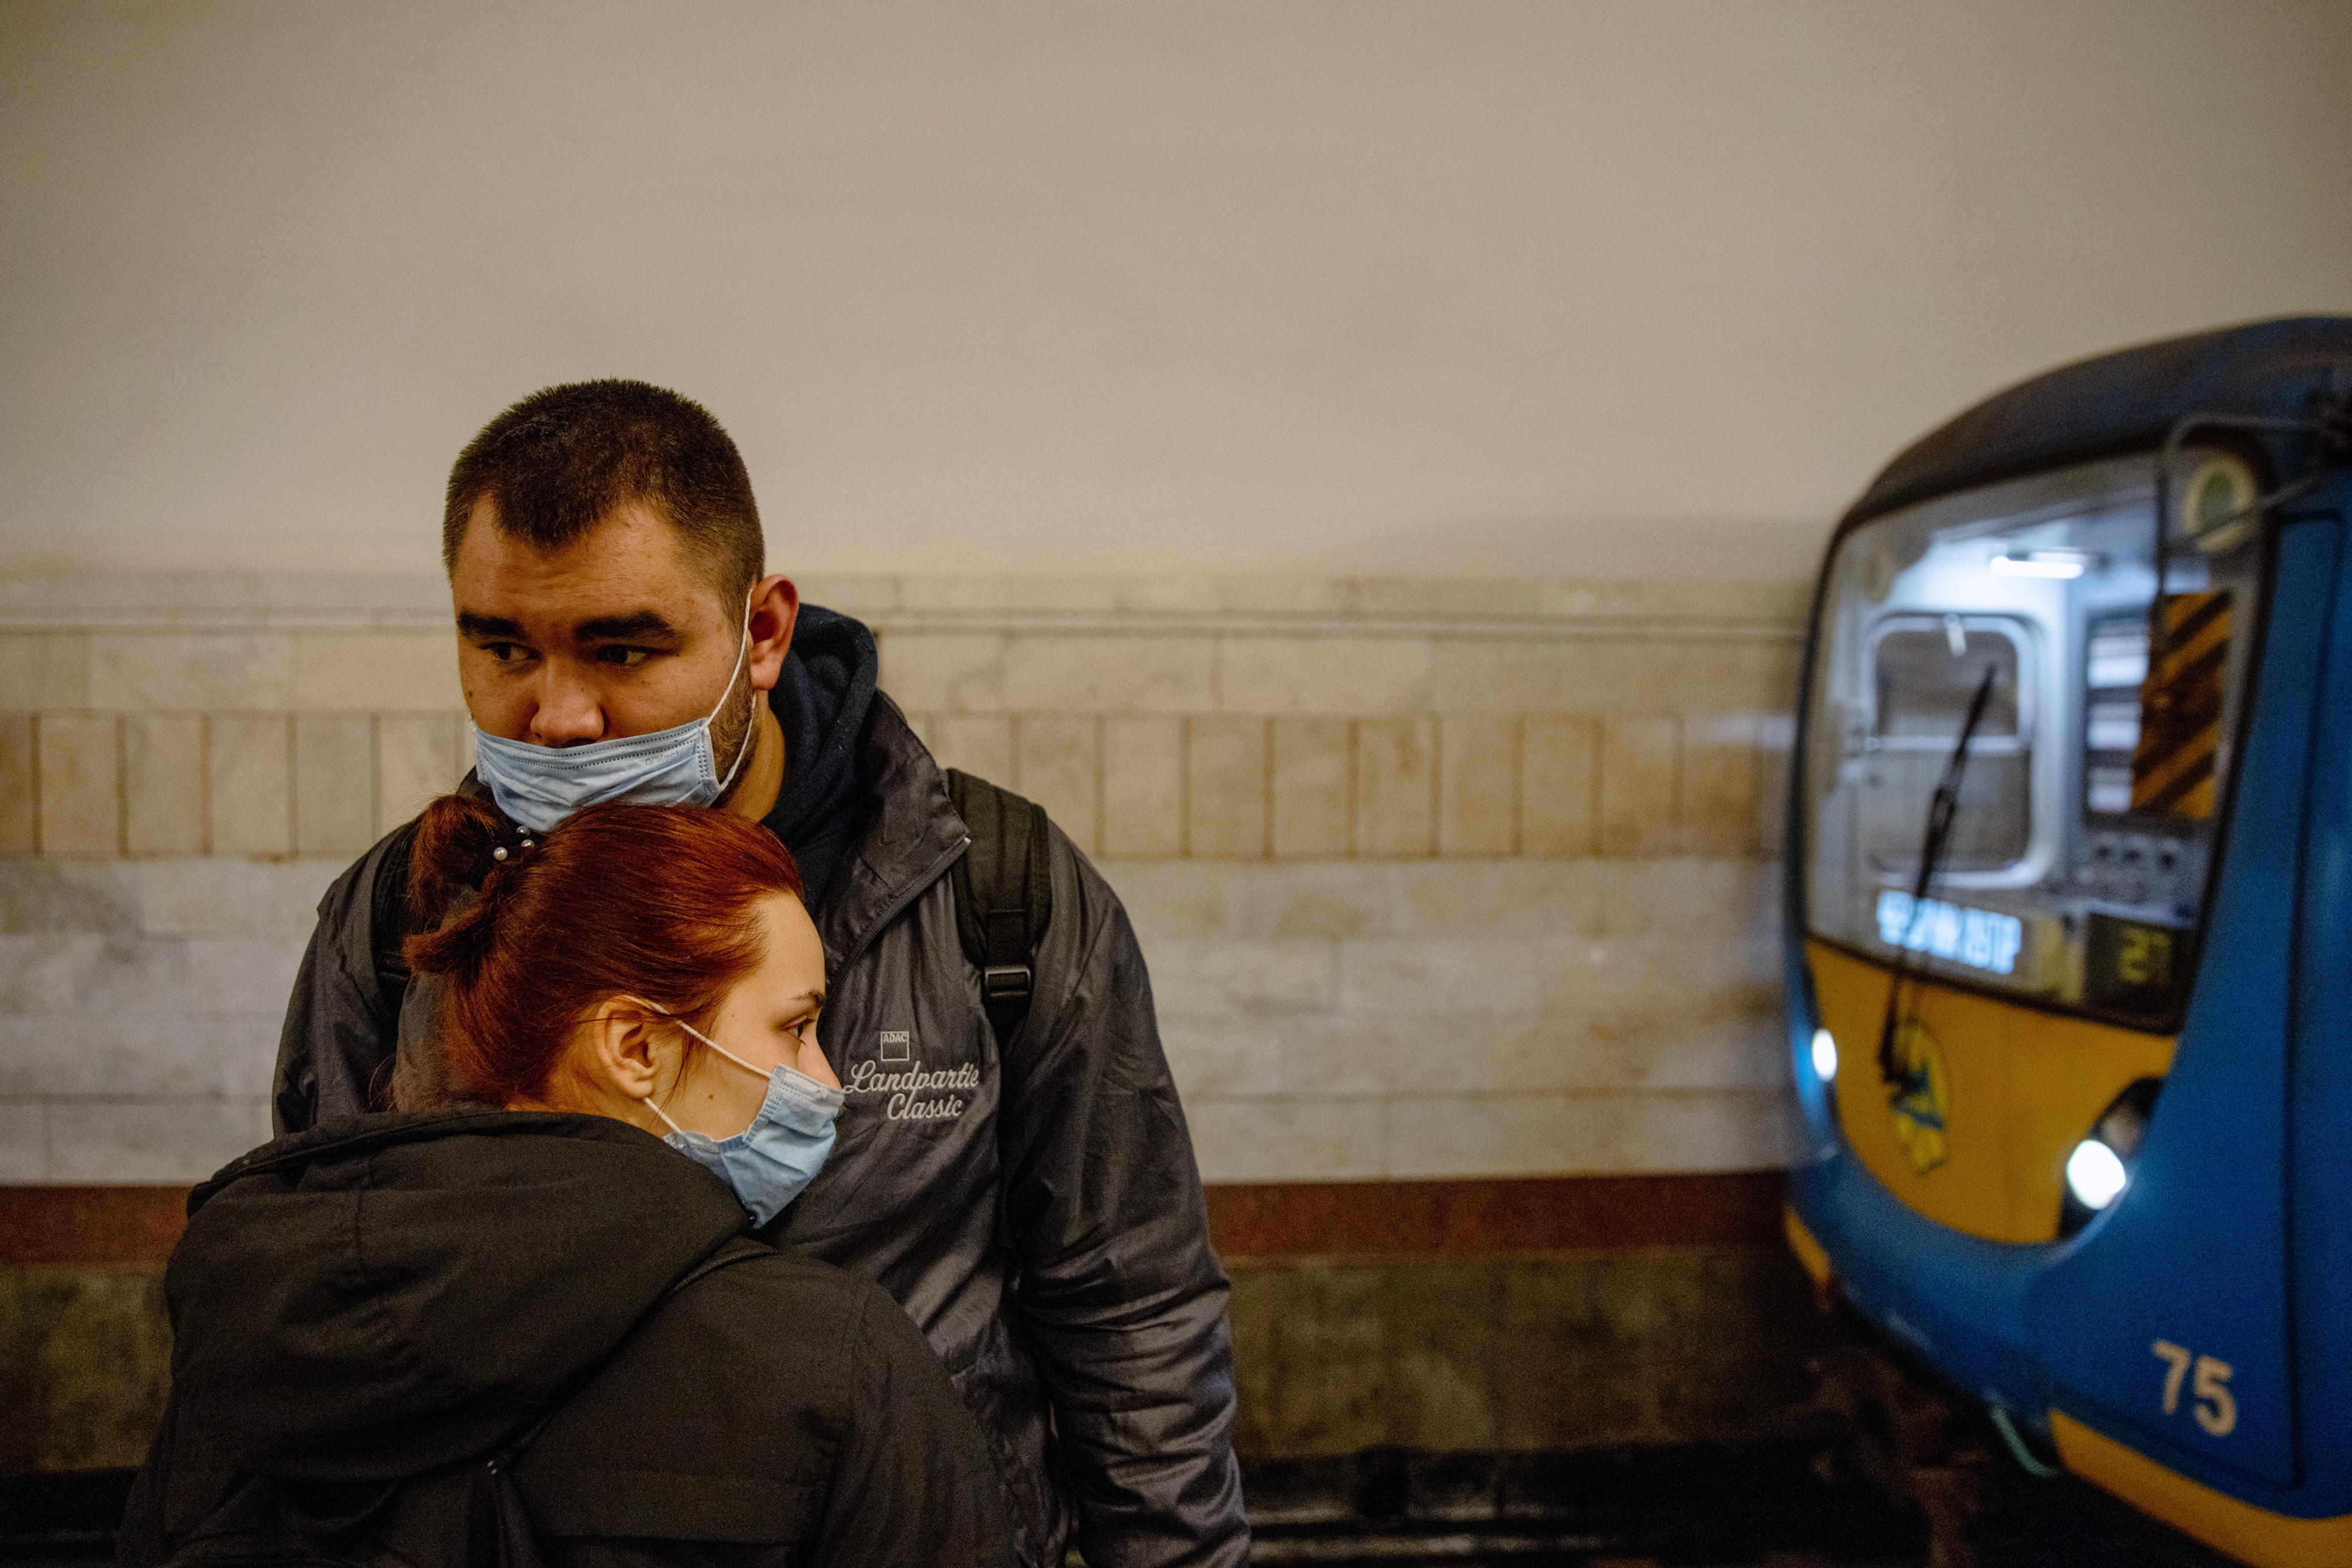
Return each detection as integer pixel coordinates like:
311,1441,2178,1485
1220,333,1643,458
271,661,1249,1568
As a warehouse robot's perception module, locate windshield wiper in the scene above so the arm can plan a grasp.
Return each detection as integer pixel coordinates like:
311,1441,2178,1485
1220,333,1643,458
1877,662,2000,1086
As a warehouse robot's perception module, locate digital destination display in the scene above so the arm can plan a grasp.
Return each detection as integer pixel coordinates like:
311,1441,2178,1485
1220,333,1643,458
1875,889,2025,976
2081,911,2184,1014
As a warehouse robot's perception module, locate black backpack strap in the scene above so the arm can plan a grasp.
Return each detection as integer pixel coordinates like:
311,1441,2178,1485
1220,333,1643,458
943,769,1054,1049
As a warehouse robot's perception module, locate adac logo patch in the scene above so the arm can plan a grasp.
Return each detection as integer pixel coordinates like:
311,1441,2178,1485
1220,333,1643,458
1887,1019,1951,1174
843,1030,979,1124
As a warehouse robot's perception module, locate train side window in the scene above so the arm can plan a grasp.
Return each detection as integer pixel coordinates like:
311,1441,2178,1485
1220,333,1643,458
1861,617,2031,876
1873,621,2021,740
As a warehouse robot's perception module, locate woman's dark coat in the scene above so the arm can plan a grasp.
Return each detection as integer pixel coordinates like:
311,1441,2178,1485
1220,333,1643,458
118,1110,1011,1568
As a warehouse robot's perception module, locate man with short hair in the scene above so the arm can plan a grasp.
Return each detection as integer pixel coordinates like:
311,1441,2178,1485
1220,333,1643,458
274,380,1248,1568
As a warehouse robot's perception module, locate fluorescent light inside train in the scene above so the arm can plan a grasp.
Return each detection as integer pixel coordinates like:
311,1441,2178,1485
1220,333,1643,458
1811,1029,1838,1083
1990,549,2098,579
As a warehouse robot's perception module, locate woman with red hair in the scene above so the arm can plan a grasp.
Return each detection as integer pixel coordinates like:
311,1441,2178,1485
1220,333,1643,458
119,799,1012,1568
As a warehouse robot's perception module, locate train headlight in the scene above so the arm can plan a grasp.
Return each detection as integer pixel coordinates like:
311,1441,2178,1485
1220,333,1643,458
1810,1028,1838,1083
2065,1139,2128,1210
2057,1077,2163,1238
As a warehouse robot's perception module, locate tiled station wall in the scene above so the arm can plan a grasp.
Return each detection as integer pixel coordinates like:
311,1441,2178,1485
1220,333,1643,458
0,573,1805,1185
1,572,1818,1472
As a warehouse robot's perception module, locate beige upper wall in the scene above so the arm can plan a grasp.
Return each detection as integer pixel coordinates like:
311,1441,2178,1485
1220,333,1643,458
2,0,2347,586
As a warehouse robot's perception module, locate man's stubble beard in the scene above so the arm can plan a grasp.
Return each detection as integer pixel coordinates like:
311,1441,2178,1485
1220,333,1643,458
708,660,762,797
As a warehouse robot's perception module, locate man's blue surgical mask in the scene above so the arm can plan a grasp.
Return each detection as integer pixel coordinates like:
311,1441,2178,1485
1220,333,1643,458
473,598,757,833
635,1001,842,1226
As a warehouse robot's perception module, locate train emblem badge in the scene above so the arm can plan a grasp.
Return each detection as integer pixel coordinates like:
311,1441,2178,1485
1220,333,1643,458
1886,1019,1950,1175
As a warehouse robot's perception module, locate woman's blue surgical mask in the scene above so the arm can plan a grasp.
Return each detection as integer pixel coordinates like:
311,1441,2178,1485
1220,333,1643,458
473,597,757,833
635,1000,842,1226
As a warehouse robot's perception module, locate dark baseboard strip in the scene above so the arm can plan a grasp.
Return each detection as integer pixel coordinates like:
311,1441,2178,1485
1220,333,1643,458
0,1187,192,1265
2,1171,1789,1267
1205,1172,1788,1260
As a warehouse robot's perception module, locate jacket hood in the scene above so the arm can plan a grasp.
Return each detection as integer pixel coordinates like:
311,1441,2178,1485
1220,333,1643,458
765,603,882,908
166,1110,751,1479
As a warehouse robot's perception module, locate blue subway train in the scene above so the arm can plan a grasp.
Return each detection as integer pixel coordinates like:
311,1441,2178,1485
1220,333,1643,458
1781,316,2352,1565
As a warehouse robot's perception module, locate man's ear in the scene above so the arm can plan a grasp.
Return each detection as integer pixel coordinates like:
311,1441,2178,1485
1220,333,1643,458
747,575,798,695
584,998,667,1105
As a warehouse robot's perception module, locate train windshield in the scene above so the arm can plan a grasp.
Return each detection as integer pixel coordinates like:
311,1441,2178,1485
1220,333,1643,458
1804,451,2266,1027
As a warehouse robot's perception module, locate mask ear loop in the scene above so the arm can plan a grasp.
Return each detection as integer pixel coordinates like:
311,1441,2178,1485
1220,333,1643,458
624,995,770,1135
706,588,761,799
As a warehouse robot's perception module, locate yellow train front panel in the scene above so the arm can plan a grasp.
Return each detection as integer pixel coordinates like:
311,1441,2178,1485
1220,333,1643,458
1808,939,2176,1243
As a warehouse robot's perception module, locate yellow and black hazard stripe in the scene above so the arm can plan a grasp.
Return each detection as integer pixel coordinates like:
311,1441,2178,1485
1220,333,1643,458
2133,591,2231,819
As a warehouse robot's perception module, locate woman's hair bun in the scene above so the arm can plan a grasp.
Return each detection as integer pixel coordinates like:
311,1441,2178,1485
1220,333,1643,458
408,793,515,919
404,794,523,979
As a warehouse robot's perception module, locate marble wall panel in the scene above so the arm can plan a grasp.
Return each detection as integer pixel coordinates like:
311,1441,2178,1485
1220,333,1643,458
0,575,1805,1185
294,715,375,858
1270,718,1352,859
1216,637,1430,715
124,716,205,856
1101,717,1184,858
35,716,119,856
0,716,31,856
1354,717,1435,859
377,714,462,835
1014,716,1100,855
1520,717,1598,859
1185,716,1268,859
1437,716,1517,858
205,716,291,858
1002,635,1215,713
291,635,462,710
0,635,89,709
90,636,292,712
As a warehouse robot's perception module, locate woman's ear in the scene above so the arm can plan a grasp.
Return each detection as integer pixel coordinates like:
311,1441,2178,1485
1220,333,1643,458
582,997,667,1106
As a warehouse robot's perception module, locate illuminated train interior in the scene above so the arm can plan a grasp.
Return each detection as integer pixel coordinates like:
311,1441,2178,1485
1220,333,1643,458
1809,452,2261,1026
